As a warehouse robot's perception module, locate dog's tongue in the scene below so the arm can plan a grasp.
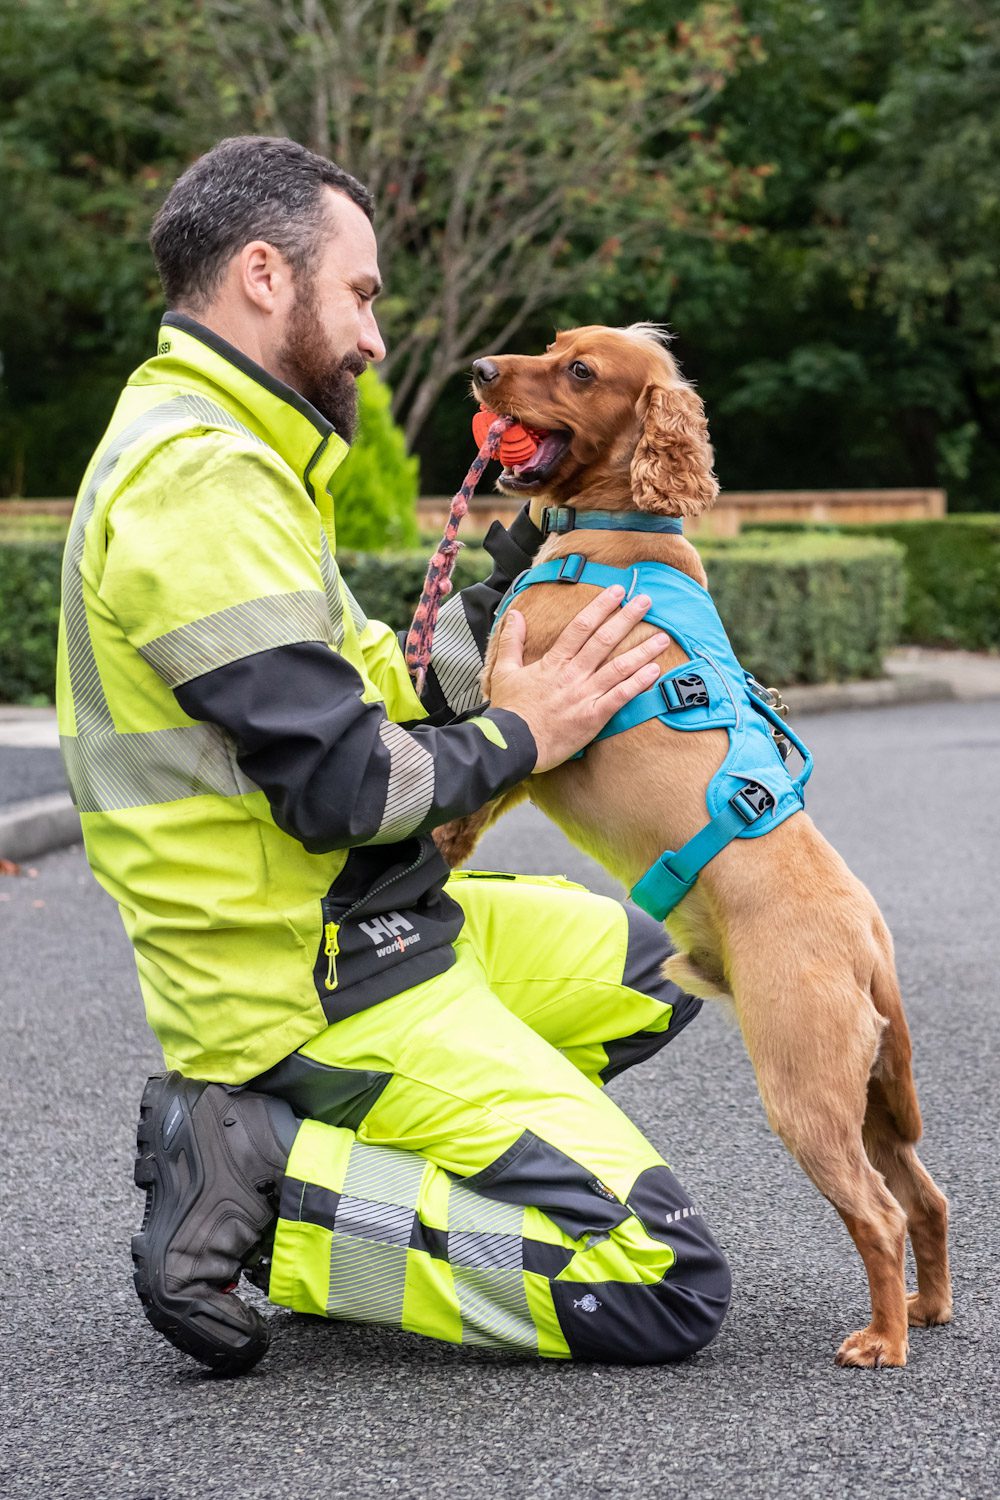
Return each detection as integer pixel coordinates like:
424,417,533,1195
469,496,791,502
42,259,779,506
472,405,544,467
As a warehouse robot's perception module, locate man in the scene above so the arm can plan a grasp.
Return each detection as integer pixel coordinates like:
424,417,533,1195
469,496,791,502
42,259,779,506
58,136,730,1374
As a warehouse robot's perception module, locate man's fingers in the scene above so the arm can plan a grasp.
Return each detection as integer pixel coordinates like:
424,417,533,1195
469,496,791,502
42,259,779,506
568,592,655,673
546,585,627,662
493,608,526,674
593,630,669,690
596,659,663,712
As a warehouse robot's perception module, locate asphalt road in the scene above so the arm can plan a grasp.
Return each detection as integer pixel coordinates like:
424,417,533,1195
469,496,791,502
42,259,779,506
2,699,998,1500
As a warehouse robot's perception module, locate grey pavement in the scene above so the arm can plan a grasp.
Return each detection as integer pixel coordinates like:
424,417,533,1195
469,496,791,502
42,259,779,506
2,699,999,1500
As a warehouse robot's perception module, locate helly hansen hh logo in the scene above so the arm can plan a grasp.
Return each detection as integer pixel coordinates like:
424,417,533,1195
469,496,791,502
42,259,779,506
357,910,422,959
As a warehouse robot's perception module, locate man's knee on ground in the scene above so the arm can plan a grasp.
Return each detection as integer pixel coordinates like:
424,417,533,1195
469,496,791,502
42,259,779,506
550,1165,731,1364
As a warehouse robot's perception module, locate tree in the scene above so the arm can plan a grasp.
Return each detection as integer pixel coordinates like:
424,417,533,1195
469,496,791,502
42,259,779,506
182,0,759,445
0,0,221,496
820,0,1000,500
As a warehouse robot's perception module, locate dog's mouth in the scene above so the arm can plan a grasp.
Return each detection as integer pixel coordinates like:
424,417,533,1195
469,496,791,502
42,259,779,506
498,429,572,491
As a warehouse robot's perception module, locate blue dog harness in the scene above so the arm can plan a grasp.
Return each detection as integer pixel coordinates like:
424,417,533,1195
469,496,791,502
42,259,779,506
493,516,813,921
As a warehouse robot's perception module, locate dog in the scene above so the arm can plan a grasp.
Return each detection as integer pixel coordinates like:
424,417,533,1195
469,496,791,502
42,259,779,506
434,323,952,1368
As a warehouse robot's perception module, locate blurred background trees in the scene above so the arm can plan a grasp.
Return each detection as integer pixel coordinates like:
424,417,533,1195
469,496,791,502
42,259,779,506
1,0,996,507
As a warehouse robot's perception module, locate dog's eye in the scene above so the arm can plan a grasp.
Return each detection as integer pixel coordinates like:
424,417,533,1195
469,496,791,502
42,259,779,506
569,360,593,381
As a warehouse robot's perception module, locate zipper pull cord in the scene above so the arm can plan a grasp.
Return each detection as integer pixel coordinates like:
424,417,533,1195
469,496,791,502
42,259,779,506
323,920,340,991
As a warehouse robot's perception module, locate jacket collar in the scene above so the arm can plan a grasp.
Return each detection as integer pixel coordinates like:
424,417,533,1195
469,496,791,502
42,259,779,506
137,312,350,505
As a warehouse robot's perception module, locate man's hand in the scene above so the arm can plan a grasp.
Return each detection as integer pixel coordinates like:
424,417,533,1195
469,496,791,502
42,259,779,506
489,585,667,774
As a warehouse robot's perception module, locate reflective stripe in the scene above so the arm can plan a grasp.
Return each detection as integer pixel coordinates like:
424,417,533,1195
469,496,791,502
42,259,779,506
344,582,368,636
327,1237,410,1327
59,394,344,815
334,1196,414,1246
318,531,347,647
325,1139,425,1327
62,394,265,736
138,590,333,687
342,1139,426,1209
428,595,486,715
61,722,256,813
447,1181,536,1350
368,720,436,844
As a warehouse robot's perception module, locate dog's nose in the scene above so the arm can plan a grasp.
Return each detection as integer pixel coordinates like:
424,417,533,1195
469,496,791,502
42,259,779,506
472,358,499,384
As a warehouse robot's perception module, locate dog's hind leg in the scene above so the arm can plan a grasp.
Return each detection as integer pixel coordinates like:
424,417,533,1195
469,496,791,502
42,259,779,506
863,938,952,1328
738,980,910,1367
433,785,529,868
863,1078,952,1329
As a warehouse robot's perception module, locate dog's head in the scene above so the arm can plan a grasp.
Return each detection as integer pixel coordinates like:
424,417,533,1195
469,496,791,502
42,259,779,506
470,324,718,517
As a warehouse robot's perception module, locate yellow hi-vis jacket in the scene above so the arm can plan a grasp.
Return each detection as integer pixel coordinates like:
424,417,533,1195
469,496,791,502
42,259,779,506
56,314,538,1082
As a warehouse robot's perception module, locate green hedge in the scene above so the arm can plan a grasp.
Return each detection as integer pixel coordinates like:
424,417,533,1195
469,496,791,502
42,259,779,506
342,532,904,686
0,536,64,703
747,516,1000,651
0,528,904,704
697,532,904,685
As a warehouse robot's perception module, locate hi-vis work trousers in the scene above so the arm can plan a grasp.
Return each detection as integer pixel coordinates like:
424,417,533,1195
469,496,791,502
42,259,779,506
254,872,731,1362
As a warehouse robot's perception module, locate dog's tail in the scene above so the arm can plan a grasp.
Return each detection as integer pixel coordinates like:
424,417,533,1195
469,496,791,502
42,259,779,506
869,935,923,1145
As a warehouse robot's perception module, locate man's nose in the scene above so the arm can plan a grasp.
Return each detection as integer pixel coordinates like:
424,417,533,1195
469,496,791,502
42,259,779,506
361,310,386,364
472,358,499,384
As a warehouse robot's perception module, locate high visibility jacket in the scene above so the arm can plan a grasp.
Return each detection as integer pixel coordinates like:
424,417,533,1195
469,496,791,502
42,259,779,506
57,313,538,1082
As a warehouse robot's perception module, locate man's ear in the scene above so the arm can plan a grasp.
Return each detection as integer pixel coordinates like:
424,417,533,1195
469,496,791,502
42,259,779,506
629,382,719,516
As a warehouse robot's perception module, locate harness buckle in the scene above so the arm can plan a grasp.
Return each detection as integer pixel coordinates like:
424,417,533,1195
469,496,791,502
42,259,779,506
555,553,587,584
659,672,710,713
542,505,576,536
729,780,776,824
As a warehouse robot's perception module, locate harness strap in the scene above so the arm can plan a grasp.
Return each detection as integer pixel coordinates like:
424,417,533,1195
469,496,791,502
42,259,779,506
593,657,735,740
493,555,634,631
630,781,777,921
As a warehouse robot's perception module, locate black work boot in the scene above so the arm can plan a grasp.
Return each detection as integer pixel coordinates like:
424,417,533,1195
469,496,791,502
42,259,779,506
131,1072,298,1376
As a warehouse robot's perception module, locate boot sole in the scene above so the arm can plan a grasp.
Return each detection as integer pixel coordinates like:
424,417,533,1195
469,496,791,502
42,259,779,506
131,1073,270,1376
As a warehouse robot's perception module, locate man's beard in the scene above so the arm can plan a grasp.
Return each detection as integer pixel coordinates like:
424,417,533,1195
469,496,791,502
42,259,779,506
277,280,366,442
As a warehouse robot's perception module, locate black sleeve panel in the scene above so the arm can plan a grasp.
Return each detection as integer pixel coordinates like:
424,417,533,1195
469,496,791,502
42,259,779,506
414,504,545,719
174,641,536,855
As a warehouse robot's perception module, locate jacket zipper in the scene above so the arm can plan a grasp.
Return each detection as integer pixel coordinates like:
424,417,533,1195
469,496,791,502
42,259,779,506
323,921,341,991
321,843,429,992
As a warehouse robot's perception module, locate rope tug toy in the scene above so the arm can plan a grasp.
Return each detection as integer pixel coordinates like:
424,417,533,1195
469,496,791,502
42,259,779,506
404,405,546,695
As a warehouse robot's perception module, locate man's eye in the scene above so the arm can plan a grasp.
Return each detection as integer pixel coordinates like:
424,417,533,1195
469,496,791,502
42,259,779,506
569,360,593,380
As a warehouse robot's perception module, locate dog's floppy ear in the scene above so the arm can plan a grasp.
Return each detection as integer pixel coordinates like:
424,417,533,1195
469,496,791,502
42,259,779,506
630,382,719,516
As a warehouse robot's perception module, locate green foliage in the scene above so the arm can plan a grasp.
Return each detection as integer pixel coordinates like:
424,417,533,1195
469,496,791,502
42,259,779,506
0,0,216,496
698,532,904,683
328,370,420,551
748,517,1000,652
3,0,999,514
0,537,64,702
342,532,904,686
0,528,905,704
338,547,492,641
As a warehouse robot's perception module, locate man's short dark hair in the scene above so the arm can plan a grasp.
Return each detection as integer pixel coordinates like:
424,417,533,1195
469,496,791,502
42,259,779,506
150,136,375,309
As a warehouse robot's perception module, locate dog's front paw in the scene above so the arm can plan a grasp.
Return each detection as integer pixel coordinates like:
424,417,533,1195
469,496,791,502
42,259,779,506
834,1326,908,1369
907,1291,953,1327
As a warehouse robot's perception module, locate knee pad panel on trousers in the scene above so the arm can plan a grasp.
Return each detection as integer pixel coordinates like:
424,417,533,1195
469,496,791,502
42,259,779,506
550,1164,731,1363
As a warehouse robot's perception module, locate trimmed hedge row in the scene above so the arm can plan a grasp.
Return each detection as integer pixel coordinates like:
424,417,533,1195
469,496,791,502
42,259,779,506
0,536,64,704
0,527,904,704
698,532,904,685
341,531,905,687
748,516,1000,652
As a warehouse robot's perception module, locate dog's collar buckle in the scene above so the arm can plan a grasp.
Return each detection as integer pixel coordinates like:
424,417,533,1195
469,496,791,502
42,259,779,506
542,505,576,535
